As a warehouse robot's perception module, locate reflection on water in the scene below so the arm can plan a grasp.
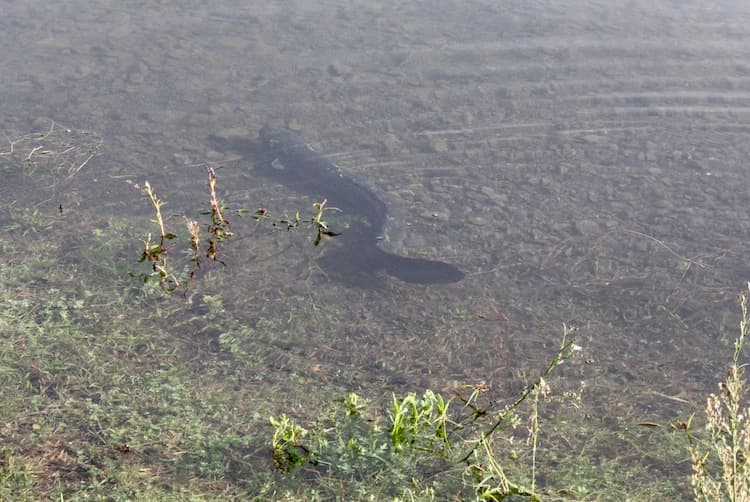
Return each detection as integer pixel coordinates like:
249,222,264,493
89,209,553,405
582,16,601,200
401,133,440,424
2,0,750,496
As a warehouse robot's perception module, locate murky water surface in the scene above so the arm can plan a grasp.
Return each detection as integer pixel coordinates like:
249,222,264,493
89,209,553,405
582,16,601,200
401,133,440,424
3,0,750,495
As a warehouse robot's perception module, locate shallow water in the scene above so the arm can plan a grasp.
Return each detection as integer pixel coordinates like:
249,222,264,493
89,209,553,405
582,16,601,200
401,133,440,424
3,0,750,496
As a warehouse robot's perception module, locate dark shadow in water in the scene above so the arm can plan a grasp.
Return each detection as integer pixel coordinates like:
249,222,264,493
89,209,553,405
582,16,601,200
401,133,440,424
208,128,465,287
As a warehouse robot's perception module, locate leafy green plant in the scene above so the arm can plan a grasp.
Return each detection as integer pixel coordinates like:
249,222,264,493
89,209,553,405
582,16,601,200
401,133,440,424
255,198,340,246
203,166,233,262
131,169,341,293
270,414,311,472
340,392,367,417
390,390,453,455
133,180,179,289
270,392,416,494
129,168,238,291
269,326,581,499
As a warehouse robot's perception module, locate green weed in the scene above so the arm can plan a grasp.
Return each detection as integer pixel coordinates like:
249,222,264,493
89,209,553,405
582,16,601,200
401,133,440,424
390,390,453,455
270,414,311,472
269,326,581,499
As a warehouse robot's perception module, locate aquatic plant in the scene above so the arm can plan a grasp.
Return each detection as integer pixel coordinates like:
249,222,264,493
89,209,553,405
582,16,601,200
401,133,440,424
686,284,750,501
254,197,340,246
269,325,581,499
132,167,338,293
134,180,180,290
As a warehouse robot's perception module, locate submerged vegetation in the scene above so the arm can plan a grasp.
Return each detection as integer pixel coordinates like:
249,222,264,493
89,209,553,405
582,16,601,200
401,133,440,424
1,124,749,500
268,327,581,500
129,170,339,292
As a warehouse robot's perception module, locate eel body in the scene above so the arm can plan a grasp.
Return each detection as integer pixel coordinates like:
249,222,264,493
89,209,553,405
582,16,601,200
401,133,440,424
213,127,464,286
